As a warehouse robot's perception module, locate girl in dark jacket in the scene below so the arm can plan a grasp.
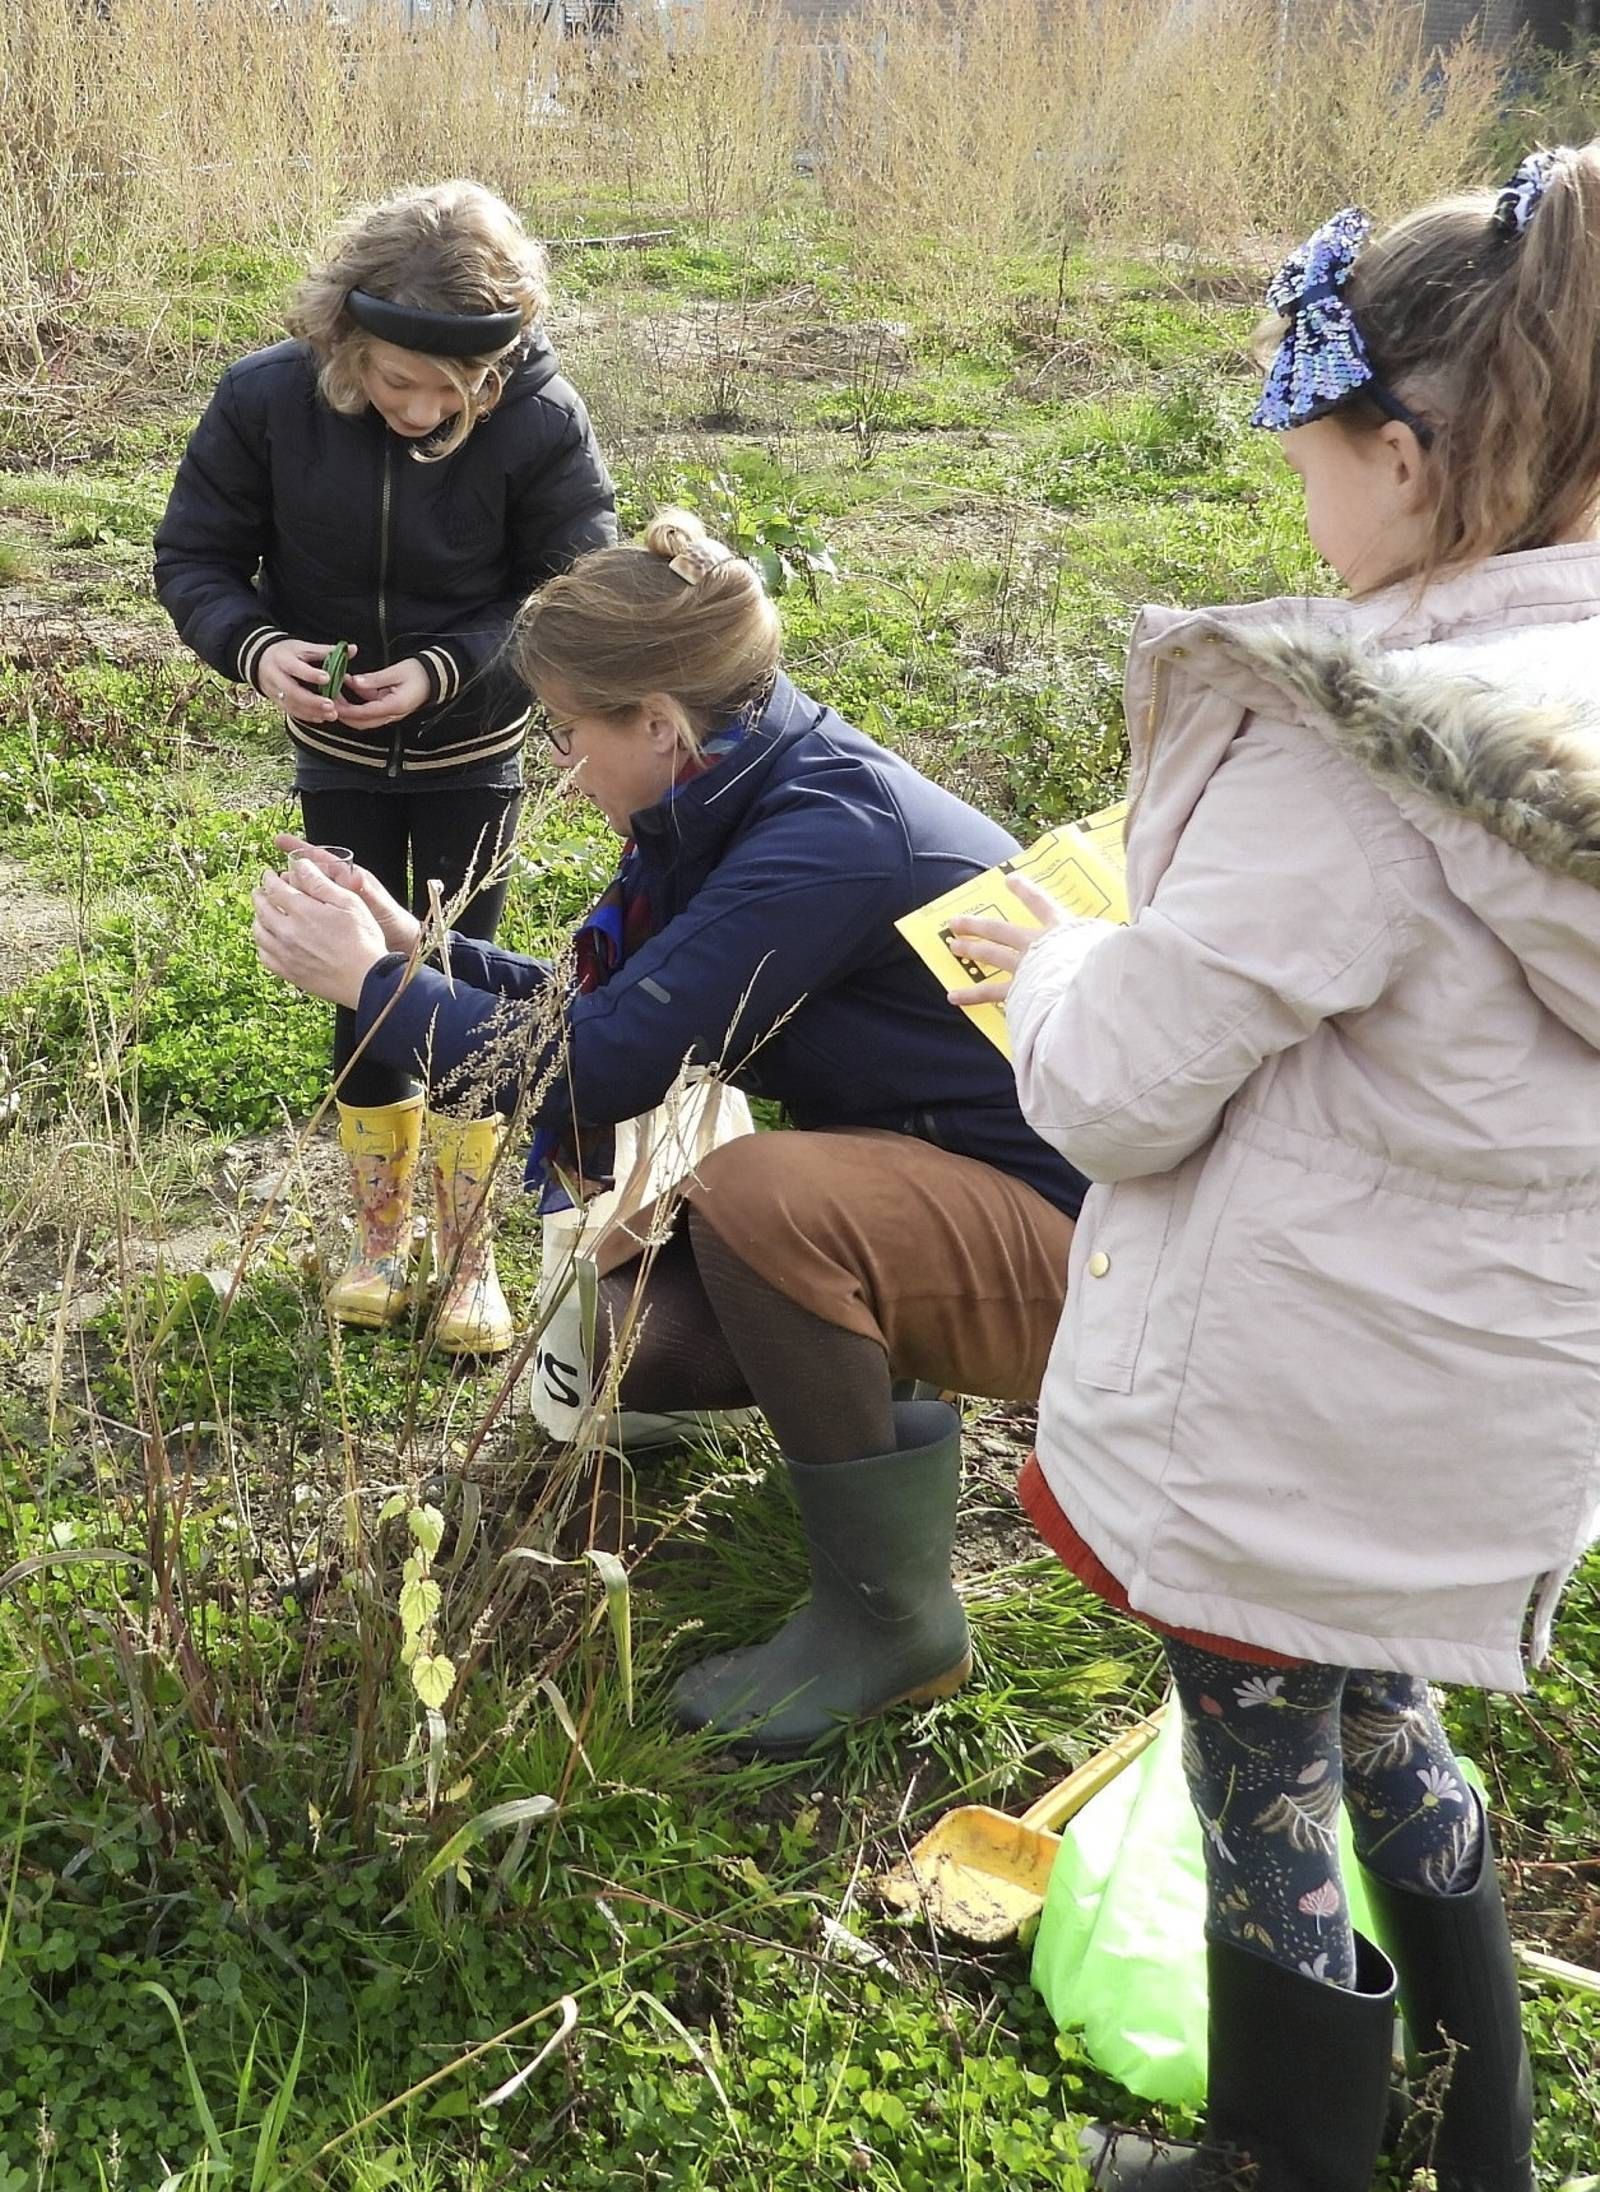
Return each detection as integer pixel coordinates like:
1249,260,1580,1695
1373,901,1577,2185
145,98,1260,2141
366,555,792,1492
251,510,1087,1756
156,179,617,1354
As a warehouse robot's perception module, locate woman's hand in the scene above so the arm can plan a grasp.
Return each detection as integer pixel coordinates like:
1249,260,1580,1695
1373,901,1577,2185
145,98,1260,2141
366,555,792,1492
335,658,430,730
257,638,351,725
272,835,422,956
253,859,392,1009
946,876,1068,1006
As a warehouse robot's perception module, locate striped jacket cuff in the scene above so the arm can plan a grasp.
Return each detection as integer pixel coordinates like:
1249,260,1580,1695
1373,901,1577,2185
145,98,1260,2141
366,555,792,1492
238,625,291,694
418,646,461,708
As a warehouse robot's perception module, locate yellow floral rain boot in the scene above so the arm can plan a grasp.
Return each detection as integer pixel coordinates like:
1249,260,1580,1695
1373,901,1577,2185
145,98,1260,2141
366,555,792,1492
428,1111,515,1357
327,1095,424,1328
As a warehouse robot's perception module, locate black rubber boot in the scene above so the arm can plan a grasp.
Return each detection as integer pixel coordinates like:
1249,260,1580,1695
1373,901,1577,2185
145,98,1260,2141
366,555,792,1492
669,1399,971,1754
1360,1795,1534,2192
1080,1933,1398,2190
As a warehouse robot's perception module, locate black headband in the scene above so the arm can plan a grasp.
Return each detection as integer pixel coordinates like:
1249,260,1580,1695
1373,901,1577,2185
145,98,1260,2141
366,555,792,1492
346,288,524,359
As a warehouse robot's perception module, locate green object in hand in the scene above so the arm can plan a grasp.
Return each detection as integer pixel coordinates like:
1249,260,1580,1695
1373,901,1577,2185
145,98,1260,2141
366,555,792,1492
322,641,351,700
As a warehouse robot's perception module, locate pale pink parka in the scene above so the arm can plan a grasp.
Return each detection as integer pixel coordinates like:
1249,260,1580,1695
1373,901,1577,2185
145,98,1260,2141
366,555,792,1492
1009,544,1600,1690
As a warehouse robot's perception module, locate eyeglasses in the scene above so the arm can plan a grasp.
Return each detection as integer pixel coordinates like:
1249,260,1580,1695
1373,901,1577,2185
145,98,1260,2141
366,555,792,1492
531,705,577,756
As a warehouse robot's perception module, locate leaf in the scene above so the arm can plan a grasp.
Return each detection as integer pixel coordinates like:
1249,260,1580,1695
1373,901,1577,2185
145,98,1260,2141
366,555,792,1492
408,1504,445,1557
214,1779,250,1858
478,1994,580,2109
626,1988,739,2130
0,1546,137,1594
249,1997,307,2188
377,1492,408,1526
539,1675,595,1781
585,1548,633,1723
399,1575,442,1637
401,1795,558,1908
425,1704,449,1813
138,1982,228,2166
411,1652,456,1709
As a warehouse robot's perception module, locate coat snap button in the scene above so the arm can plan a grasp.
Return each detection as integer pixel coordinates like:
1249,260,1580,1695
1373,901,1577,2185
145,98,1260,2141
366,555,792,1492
1087,1250,1111,1278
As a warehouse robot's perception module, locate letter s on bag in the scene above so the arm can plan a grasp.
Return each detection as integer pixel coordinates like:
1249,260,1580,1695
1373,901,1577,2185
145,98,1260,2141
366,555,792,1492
537,1349,582,1411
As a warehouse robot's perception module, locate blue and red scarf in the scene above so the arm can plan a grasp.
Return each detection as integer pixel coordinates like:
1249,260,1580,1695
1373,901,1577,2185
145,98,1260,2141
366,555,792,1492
528,713,758,1209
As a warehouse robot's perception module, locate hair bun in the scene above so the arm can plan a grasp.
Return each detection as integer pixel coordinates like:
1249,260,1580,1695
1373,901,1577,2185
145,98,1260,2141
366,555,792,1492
644,508,712,562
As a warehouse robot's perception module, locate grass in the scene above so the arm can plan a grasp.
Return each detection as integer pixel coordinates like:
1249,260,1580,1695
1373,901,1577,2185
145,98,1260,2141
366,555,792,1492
2,186,1599,2192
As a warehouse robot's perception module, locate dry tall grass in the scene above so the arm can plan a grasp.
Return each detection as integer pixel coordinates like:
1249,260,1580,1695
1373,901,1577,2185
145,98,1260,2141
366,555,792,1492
0,0,1509,361
0,0,799,358
817,0,1507,299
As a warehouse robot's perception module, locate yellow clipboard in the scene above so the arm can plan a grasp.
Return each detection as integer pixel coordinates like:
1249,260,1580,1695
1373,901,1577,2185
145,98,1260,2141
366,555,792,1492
896,801,1129,1060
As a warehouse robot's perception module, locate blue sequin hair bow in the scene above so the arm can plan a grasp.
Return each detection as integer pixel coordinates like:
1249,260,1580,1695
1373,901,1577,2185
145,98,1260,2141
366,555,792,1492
1493,149,1556,239
1251,205,1432,443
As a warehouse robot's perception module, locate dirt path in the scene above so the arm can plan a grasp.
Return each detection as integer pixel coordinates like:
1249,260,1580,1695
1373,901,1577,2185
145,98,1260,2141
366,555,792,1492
0,856,77,992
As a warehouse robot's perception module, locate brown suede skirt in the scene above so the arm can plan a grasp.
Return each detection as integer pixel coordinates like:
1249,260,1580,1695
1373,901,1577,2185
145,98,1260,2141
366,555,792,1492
596,1126,1073,1404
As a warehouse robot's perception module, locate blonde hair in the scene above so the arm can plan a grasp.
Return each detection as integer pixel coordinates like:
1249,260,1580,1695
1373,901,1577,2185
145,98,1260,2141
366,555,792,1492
512,510,782,747
1259,142,1600,576
286,179,549,460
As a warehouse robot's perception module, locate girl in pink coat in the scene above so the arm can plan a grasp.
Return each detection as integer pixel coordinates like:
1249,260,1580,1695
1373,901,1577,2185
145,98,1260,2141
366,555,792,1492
953,148,1600,2191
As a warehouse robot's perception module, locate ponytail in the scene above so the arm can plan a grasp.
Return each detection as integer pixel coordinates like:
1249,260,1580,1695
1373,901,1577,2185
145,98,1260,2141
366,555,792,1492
1341,141,1600,570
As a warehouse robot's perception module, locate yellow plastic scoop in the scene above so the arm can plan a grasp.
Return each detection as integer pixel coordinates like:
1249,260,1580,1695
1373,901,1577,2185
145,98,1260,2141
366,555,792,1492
878,1710,1165,1946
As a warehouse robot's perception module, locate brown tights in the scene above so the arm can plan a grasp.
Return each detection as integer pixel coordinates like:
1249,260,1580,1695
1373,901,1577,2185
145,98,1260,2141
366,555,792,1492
596,1213,895,1466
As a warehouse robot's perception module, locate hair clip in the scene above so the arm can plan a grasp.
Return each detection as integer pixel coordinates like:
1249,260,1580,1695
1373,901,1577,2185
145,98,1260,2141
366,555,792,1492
1492,150,1556,240
668,541,737,584
1252,206,1433,445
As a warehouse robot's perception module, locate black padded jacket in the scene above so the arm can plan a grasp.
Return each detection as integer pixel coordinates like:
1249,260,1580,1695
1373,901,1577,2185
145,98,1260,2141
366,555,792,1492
153,334,617,778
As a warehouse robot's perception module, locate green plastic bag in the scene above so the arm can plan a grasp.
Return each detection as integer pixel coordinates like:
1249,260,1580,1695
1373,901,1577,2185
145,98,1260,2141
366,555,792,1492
1031,1697,1480,2108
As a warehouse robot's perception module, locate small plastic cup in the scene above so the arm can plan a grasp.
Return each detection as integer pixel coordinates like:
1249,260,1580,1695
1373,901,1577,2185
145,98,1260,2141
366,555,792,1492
283,844,355,887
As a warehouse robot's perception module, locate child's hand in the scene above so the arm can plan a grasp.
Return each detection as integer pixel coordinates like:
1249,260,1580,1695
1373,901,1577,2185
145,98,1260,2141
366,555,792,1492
335,658,431,729
258,638,353,724
253,859,392,1010
272,835,423,956
946,875,1068,1006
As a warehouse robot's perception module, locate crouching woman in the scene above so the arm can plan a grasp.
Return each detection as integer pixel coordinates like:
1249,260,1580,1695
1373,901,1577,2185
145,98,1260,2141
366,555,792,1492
252,510,1086,1754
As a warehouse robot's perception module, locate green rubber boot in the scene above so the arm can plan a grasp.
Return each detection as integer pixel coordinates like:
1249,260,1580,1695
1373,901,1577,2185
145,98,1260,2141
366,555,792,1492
670,1399,972,1755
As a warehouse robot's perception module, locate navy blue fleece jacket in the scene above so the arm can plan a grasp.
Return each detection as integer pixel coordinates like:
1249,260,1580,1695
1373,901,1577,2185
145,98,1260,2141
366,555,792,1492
354,674,1087,1217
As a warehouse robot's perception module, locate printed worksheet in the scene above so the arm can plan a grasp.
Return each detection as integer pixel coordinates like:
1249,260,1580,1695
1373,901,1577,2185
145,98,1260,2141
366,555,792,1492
896,800,1129,1059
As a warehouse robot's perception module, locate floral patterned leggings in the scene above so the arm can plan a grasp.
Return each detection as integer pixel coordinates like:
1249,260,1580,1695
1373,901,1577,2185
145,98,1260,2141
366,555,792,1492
1164,1640,1483,1989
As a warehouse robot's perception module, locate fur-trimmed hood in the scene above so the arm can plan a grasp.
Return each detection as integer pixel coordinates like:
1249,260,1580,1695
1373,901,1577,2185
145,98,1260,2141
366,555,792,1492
1123,561,1600,1055
1215,618,1600,890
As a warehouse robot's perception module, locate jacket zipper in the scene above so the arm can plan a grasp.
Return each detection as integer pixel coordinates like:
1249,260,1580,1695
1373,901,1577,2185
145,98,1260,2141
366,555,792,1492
1123,649,1171,839
378,441,402,779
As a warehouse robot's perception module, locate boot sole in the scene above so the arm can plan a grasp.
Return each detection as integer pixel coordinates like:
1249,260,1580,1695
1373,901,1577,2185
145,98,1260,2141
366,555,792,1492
717,1648,975,1760
891,1648,974,1708
328,1299,412,1330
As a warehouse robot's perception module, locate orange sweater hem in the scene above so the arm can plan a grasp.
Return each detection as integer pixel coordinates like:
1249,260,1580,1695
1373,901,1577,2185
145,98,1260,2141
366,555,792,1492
1017,1452,1297,1669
